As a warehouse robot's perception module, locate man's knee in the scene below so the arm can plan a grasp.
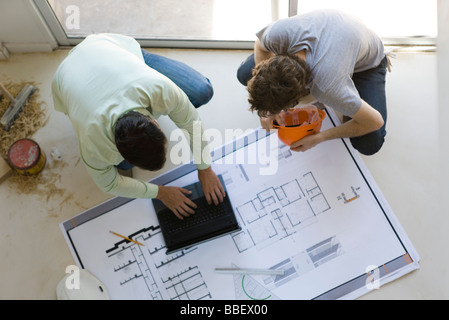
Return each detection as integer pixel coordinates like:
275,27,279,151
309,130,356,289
354,141,384,156
192,79,214,107
350,130,386,156
237,54,256,86
237,67,251,86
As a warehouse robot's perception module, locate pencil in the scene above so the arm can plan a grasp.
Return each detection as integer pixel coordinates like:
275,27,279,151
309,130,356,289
109,231,144,246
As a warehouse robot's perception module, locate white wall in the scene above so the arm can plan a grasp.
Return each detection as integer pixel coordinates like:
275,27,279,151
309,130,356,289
438,2,449,153
0,0,57,53
437,0,449,297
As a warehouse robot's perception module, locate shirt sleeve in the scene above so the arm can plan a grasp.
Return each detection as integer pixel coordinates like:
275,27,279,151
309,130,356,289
83,158,160,199
256,19,310,56
147,76,212,170
256,25,271,51
311,74,362,116
256,22,295,55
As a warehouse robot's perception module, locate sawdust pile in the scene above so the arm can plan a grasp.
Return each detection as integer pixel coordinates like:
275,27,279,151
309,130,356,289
0,81,48,158
0,81,80,215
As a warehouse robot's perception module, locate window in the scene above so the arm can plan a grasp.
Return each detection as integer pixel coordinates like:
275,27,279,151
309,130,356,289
296,0,437,45
35,0,293,48
34,0,436,48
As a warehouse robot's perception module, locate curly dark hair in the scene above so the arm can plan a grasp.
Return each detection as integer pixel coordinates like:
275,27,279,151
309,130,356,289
247,54,312,117
115,111,167,171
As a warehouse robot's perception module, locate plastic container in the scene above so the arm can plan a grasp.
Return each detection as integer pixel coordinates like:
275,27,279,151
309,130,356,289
272,106,326,146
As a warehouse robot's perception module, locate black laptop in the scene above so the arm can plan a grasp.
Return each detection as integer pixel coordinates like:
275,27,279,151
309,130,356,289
152,175,240,254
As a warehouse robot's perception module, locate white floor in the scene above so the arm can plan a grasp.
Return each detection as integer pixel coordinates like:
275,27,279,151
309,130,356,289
0,48,446,299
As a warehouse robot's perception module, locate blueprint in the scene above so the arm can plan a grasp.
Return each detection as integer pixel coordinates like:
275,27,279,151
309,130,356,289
61,106,419,300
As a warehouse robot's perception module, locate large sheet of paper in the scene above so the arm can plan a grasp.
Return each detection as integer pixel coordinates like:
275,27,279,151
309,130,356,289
61,106,419,300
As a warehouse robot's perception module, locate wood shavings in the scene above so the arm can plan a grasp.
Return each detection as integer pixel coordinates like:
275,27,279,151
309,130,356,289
6,152,79,217
0,81,48,159
0,81,81,217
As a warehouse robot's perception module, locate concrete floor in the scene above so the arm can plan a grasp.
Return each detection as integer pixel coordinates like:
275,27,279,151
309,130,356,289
0,47,446,299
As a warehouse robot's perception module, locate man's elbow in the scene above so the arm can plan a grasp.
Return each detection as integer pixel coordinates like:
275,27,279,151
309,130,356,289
374,115,384,131
368,108,384,132
359,100,384,132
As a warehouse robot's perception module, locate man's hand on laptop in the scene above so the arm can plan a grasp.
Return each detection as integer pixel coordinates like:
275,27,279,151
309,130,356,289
198,167,226,206
157,185,198,220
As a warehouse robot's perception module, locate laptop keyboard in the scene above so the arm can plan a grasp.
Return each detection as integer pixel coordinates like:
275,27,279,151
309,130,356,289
161,197,232,234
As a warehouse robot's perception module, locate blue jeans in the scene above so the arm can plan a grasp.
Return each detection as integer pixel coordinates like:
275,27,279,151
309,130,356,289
350,57,388,155
236,54,388,155
141,49,214,108
116,50,214,170
236,53,256,86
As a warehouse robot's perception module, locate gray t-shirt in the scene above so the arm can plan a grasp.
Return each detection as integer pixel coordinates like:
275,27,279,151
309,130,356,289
256,9,385,116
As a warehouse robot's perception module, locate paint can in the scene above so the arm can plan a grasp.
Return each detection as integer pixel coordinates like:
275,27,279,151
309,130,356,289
7,138,46,176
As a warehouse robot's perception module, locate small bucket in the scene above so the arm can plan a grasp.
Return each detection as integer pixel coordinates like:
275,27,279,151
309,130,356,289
8,138,46,175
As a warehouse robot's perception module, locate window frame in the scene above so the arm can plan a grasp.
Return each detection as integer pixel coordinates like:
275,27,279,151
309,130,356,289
33,0,436,50
33,0,299,49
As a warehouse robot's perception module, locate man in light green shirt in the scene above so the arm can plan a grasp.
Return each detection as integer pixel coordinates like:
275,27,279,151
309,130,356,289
52,33,225,219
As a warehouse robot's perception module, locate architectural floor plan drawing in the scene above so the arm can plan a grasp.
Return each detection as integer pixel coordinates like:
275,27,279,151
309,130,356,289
61,106,420,300
104,224,211,300
232,171,330,253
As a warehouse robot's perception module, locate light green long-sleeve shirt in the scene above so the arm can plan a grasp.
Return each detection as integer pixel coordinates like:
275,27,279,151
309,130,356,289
51,34,211,199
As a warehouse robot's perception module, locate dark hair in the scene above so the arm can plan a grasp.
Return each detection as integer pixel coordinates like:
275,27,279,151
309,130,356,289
115,111,167,171
247,54,312,117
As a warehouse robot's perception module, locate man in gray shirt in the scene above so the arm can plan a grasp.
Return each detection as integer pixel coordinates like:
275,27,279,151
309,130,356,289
237,9,388,155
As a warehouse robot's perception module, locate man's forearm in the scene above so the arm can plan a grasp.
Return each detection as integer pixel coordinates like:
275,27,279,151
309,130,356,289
321,100,384,141
320,118,377,142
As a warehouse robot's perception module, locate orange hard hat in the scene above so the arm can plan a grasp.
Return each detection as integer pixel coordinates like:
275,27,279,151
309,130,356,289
272,106,326,146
